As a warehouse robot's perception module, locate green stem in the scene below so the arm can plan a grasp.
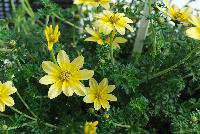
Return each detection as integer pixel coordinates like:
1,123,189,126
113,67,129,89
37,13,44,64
10,107,36,121
10,107,59,129
140,46,200,83
110,33,114,64
16,91,37,118
50,49,57,64
10,0,16,12
7,121,36,130
113,122,131,128
45,15,50,26
53,13,83,30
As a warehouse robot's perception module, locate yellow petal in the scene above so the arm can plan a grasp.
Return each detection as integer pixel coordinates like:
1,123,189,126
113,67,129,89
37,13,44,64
181,6,193,15
57,50,70,69
4,81,17,95
186,27,200,40
101,100,110,109
62,81,74,96
113,37,127,44
1,96,15,106
54,25,59,35
42,61,60,76
84,37,99,42
83,94,95,103
107,94,117,101
0,101,5,112
189,16,200,27
89,78,98,90
48,81,63,99
72,69,94,80
85,27,99,37
99,78,108,90
114,24,125,35
71,80,86,96
94,99,101,110
125,24,134,32
100,3,110,9
70,55,84,72
106,85,115,93
39,75,59,85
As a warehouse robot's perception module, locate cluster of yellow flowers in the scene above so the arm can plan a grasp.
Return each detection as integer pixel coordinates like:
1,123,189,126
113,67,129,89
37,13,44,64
158,0,200,40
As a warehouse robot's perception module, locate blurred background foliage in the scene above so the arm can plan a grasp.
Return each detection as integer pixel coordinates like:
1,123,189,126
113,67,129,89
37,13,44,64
0,0,200,133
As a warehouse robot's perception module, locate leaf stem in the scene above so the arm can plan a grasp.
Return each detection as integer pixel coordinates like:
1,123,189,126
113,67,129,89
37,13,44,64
50,49,57,64
16,91,37,118
110,33,114,64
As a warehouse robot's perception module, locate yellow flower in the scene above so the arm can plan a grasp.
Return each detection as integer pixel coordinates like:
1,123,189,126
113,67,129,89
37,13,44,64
84,121,98,134
85,27,127,48
186,14,200,40
44,24,60,51
39,50,94,99
74,0,111,9
94,10,134,35
0,81,17,112
157,0,192,23
83,78,117,111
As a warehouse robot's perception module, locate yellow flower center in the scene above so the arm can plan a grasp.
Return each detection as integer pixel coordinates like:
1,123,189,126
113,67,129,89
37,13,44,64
48,34,56,43
60,71,72,81
109,15,118,24
95,91,102,99
173,12,186,21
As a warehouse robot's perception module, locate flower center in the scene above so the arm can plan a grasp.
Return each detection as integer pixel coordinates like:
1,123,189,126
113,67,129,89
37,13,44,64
49,34,56,43
174,12,185,21
60,71,72,81
109,15,118,24
95,92,102,99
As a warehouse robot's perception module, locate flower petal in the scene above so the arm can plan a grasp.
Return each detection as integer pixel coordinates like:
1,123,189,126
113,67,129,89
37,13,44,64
70,56,84,72
1,96,15,106
186,27,200,40
72,69,94,80
62,81,74,96
48,81,63,99
99,78,108,90
39,75,59,85
83,94,95,103
42,61,60,76
89,78,98,90
101,100,110,109
94,99,101,110
72,81,86,96
4,81,17,95
106,85,115,93
57,50,70,69
107,94,117,101
0,101,5,112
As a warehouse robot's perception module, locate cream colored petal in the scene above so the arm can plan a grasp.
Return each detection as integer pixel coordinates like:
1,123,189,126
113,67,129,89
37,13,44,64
0,101,5,112
100,3,110,9
71,81,86,96
1,96,15,106
83,94,95,103
39,75,59,85
72,69,94,80
42,61,60,76
181,6,193,15
89,78,98,90
94,99,101,110
107,94,117,101
114,25,125,35
113,37,127,44
186,27,200,40
70,56,84,72
57,50,70,69
126,24,134,32
106,85,115,93
84,37,99,42
189,16,200,27
85,27,99,37
4,81,17,95
48,81,63,99
101,100,110,109
62,81,74,96
99,78,108,90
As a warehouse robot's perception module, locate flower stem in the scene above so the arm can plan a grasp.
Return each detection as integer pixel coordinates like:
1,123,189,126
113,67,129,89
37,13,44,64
50,49,57,64
110,33,114,64
16,91,37,118
9,107,59,129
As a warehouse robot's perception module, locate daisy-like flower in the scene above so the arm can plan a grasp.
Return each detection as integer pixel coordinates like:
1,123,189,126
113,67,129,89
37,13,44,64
186,14,200,40
157,0,192,23
94,10,134,35
0,81,17,112
44,24,61,51
83,78,117,111
85,27,127,48
39,50,94,99
84,121,98,134
74,0,111,9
